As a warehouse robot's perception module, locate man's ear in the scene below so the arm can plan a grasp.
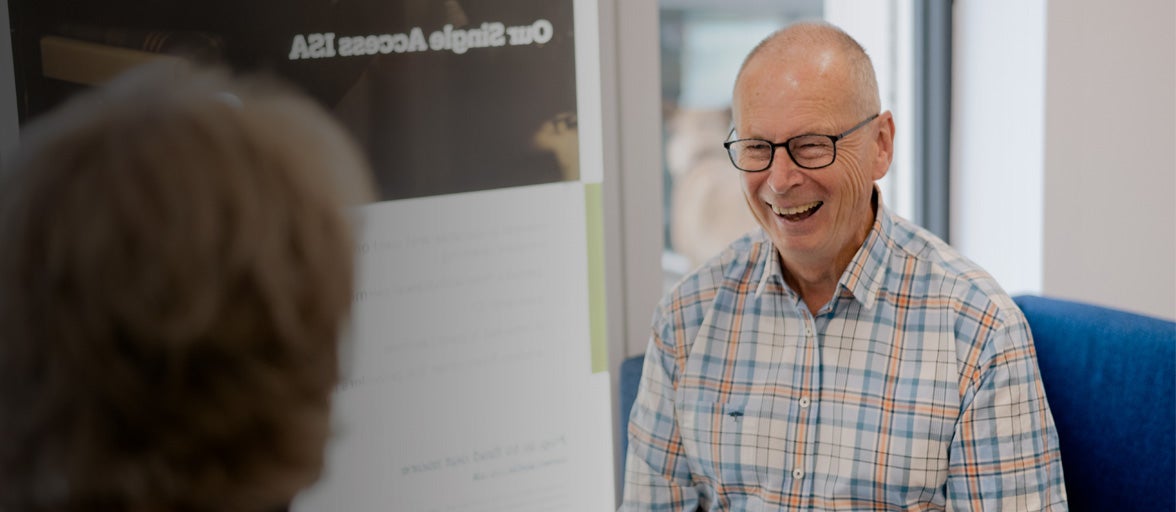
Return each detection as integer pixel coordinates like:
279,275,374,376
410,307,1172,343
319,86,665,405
873,111,896,180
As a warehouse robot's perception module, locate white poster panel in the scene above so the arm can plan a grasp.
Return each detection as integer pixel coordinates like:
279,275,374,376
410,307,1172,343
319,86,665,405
295,182,609,511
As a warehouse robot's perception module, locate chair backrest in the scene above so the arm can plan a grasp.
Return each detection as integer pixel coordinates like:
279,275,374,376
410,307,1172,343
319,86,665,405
616,296,1176,509
1014,295,1176,511
618,354,645,478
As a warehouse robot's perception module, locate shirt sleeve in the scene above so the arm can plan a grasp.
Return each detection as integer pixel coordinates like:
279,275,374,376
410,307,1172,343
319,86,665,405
619,315,701,511
945,318,1069,511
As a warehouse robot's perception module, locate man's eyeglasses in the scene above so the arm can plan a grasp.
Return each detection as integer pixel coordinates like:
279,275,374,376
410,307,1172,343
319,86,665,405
723,114,879,172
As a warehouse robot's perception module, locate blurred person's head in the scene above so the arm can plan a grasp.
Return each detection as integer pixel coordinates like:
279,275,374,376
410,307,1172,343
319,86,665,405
0,62,372,511
729,22,895,276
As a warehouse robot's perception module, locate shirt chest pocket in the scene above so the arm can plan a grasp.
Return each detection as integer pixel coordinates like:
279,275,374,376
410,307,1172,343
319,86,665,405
677,399,773,488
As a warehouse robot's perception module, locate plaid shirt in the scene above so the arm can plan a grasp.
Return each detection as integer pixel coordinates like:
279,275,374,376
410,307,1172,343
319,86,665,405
622,206,1067,511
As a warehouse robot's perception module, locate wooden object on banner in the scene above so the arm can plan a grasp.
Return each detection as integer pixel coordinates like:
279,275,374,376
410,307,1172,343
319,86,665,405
40,36,182,86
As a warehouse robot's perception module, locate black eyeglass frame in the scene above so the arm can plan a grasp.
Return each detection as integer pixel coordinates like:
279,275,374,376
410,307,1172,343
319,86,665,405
723,113,880,172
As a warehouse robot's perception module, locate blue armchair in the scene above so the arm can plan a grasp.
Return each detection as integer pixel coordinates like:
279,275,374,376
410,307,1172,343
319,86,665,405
1013,295,1175,510
617,295,1176,510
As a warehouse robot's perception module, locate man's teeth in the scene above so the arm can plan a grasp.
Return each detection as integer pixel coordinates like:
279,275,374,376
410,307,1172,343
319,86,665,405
771,201,821,216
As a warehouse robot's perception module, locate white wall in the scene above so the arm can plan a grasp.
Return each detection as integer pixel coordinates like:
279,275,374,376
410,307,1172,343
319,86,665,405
1042,0,1176,320
951,0,1046,298
613,0,666,361
600,0,664,503
953,0,1176,320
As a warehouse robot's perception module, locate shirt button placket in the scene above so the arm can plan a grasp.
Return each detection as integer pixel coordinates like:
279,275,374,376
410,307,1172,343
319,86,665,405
793,314,819,495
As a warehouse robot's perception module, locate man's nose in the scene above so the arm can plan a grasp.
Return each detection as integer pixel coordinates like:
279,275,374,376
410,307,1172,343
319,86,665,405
765,149,805,193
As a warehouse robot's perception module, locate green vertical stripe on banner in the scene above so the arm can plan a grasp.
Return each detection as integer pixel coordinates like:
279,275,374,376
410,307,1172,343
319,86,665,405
585,183,608,373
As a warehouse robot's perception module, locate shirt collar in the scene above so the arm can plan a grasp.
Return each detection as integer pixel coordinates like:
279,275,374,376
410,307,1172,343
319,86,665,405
754,235,780,298
838,189,893,310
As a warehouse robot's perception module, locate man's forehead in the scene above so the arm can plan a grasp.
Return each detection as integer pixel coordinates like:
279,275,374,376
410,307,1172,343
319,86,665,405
742,45,847,86
732,62,860,135
735,52,853,110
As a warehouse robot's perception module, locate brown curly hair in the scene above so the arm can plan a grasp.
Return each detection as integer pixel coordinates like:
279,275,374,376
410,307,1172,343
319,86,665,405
0,62,372,511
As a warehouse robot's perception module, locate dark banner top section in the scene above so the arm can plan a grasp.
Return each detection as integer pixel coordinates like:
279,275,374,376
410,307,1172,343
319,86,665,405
11,0,579,200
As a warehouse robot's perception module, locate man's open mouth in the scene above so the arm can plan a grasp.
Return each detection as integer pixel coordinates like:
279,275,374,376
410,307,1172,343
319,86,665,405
770,201,822,222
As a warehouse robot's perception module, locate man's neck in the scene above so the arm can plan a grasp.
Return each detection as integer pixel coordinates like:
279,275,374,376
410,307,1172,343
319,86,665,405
780,189,879,315
780,251,850,316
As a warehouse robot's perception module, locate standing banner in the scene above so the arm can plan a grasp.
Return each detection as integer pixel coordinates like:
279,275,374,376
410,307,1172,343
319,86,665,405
295,2,615,508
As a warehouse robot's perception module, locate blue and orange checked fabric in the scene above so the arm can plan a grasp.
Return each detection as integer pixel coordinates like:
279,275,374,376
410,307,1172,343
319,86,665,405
621,205,1067,511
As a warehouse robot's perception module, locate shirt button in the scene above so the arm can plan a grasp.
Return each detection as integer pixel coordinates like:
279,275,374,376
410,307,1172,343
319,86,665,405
799,397,811,408
804,326,813,336
792,468,804,479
